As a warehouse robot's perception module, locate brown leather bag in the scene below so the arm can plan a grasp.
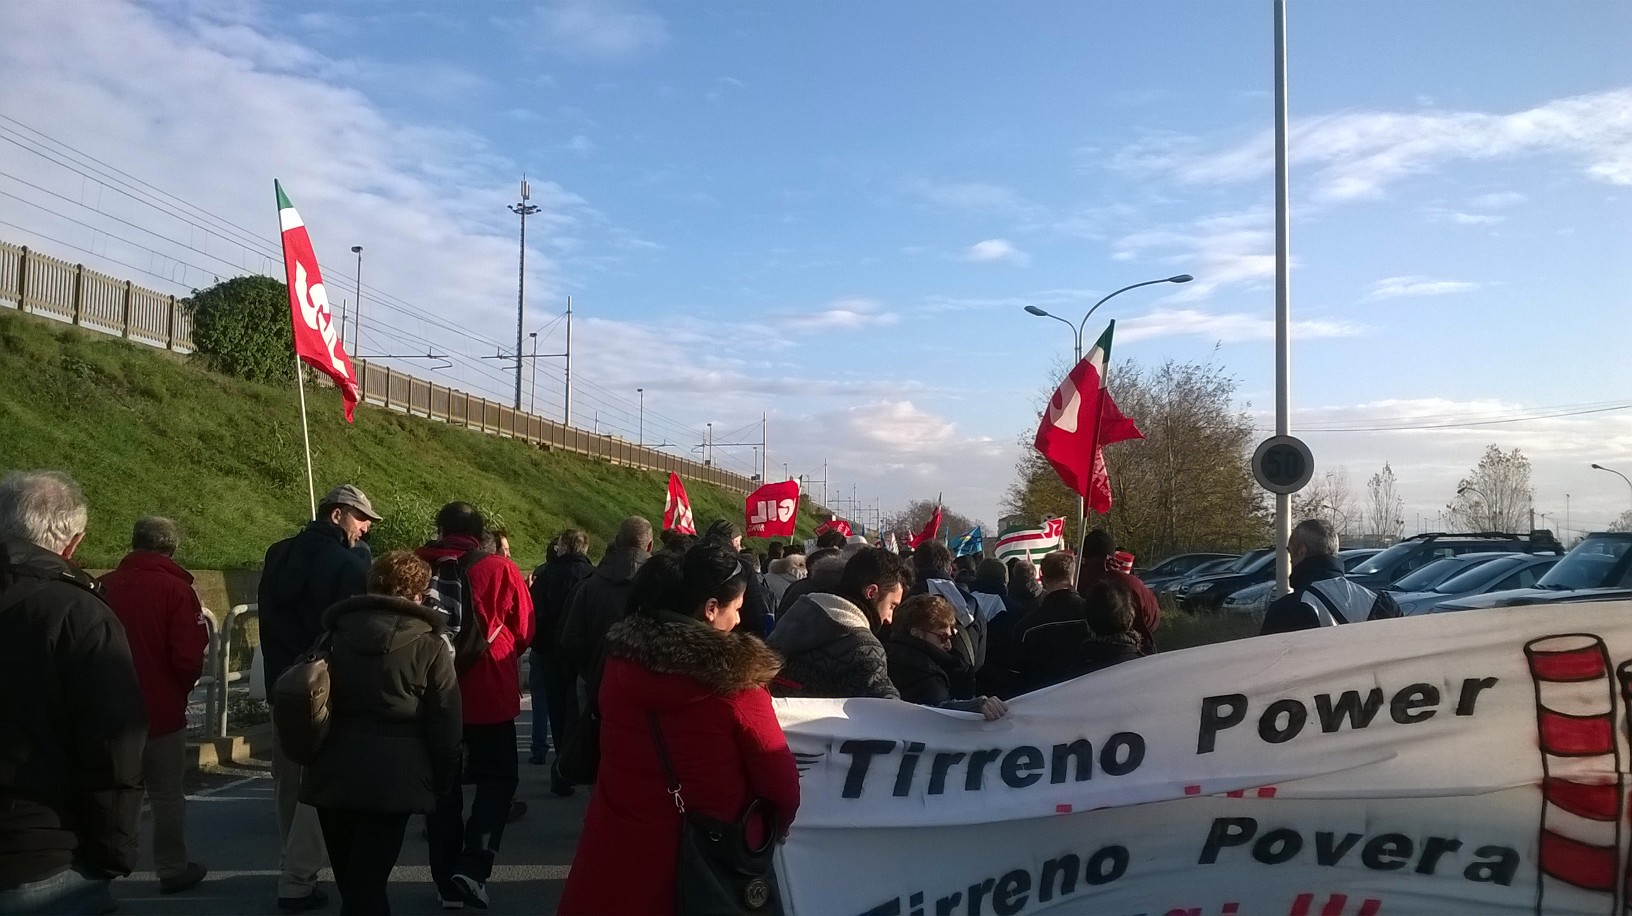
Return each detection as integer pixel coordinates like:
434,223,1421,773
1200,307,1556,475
272,634,333,765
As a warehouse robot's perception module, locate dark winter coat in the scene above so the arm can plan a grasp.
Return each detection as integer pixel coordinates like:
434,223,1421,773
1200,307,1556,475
885,630,977,706
559,612,799,916
301,595,462,814
415,537,533,726
766,593,899,699
736,552,772,636
528,550,594,659
0,540,146,886
1006,575,1043,618
970,579,1023,699
910,577,989,672
99,551,209,738
1078,564,1162,655
259,521,369,695
559,546,645,682
1260,554,1403,635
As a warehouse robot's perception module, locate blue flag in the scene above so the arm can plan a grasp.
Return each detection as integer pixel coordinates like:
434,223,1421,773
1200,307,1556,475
953,526,984,557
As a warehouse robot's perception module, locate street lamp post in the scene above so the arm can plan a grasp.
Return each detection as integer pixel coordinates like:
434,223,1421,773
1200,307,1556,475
637,388,644,447
1022,274,1193,552
1591,463,1632,509
508,178,541,411
349,246,363,354
528,332,538,414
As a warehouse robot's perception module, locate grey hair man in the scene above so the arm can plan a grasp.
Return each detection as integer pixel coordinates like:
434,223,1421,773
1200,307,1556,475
1260,519,1401,635
559,516,654,693
0,471,145,915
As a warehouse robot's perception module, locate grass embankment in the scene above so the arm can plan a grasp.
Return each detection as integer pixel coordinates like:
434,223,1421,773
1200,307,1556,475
0,309,825,569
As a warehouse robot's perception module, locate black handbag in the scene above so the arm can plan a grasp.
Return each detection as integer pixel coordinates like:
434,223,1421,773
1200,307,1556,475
555,707,601,785
648,712,783,916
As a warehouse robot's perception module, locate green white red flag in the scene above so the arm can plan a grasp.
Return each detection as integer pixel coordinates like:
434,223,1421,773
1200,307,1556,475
276,180,360,422
1034,320,1142,513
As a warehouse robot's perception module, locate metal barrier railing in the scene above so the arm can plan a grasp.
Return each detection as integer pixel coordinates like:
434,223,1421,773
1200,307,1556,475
194,603,258,739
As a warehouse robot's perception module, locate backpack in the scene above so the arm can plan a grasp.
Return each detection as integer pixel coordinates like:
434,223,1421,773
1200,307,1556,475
272,634,332,766
428,548,492,675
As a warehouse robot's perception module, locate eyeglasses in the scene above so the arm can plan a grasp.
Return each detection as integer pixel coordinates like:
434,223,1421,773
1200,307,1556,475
926,627,955,645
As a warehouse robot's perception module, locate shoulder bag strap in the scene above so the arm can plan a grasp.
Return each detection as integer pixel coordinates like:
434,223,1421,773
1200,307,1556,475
1303,580,1351,626
647,711,686,814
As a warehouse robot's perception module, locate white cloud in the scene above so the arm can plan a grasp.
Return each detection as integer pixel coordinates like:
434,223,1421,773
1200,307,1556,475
1448,212,1503,225
1469,191,1526,209
567,134,596,155
779,298,899,333
1112,87,1632,201
1111,207,1274,301
903,179,1040,218
538,0,667,60
965,238,1030,266
1367,276,1481,300
1117,309,1365,343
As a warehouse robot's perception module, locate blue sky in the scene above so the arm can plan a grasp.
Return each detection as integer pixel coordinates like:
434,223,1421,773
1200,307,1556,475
2,0,1629,540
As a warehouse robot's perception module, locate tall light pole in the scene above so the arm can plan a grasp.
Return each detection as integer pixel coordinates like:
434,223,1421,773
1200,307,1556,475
508,178,540,411
349,245,363,354
636,388,644,446
1272,0,1293,598
528,332,538,414
1022,273,1192,552
1590,463,1632,509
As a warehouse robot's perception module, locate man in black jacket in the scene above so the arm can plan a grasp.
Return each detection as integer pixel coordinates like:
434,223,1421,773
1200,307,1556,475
0,471,145,915
258,484,377,912
527,529,594,795
1260,519,1401,635
775,547,842,616
559,517,652,700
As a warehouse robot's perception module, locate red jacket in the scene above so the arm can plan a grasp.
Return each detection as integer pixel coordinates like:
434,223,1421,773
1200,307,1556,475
416,537,533,725
1079,564,1162,654
559,613,800,916
99,552,209,737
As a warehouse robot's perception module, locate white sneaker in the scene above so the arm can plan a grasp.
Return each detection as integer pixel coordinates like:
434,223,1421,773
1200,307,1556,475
452,874,489,910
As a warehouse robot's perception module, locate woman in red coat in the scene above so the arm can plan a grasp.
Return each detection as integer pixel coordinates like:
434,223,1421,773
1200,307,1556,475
559,543,800,915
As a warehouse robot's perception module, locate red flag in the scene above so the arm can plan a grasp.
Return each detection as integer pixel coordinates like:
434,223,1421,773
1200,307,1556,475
815,518,853,538
1034,320,1142,513
745,480,800,538
906,506,942,549
276,181,360,421
663,473,696,534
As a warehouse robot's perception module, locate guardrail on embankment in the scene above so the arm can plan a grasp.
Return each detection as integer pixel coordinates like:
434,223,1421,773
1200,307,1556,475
0,239,755,493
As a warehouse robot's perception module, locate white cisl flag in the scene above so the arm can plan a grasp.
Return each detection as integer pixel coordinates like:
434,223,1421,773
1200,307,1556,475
663,473,696,534
276,180,360,421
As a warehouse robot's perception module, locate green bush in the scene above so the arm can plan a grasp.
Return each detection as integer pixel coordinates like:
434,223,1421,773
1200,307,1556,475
184,275,295,384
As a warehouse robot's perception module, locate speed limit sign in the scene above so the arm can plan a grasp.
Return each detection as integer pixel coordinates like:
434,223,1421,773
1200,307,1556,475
1252,435,1314,494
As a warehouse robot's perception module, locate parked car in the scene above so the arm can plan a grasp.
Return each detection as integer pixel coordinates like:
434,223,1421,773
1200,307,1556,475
1338,548,1383,572
1347,531,1565,589
1401,554,1559,615
1156,555,1248,604
1382,552,1513,594
1178,549,1277,612
1141,552,1238,591
1433,532,1632,612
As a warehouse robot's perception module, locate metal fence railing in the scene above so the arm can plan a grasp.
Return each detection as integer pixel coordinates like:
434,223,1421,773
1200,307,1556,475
193,604,259,739
0,238,755,494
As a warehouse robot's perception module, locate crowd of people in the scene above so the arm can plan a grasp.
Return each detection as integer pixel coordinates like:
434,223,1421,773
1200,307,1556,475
0,467,1390,915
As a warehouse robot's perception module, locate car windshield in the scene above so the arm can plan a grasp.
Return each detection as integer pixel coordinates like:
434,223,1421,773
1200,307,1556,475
1241,552,1275,574
1229,550,1269,572
1352,542,1414,577
1434,557,1522,594
1391,556,1487,592
1537,536,1632,590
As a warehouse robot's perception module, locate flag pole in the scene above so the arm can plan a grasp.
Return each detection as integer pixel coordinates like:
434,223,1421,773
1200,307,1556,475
1085,322,1112,556
293,353,317,520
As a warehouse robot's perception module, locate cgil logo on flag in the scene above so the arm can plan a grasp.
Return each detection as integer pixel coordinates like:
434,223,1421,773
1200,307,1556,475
276,180,359,422
745,479,800,537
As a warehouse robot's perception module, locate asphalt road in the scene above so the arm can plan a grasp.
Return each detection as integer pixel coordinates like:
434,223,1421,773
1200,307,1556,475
114,697,587,915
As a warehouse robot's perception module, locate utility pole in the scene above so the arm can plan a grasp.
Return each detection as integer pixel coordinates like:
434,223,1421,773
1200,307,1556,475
563,296,573,426
1271,0,1294,598
349,246,363,354
761,412,768,482
508,178,540,411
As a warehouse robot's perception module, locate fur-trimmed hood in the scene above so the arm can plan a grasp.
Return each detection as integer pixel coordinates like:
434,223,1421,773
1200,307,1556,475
604,612,782,695
324,594,445,656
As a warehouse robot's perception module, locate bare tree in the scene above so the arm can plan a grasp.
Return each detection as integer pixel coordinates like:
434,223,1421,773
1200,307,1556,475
1364,463,1405,541
1293,468,1358,535
1609,509,1632,533
882,499,981,542
1446,445,1534,532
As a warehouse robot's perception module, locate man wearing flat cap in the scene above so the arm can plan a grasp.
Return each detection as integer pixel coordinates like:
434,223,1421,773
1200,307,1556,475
257,484,382,912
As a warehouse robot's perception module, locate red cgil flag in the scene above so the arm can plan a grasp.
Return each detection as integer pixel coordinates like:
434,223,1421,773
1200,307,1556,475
663,473,696,535
276,180,360,422
906,505,943,549
1034,320,1143,513
815,518,853,538
745,479,800,538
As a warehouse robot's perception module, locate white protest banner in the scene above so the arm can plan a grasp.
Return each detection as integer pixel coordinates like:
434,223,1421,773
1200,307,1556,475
773,601,1632,915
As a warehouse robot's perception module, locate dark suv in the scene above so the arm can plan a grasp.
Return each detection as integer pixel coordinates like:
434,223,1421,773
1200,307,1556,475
1347,530,1565,589
1435,532,1632,611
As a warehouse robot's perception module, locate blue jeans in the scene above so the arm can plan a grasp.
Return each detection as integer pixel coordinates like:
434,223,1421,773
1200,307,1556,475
428,721,519,887
0,867,114,915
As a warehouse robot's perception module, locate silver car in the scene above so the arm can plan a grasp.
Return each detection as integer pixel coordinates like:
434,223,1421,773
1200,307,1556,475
1401,554,1558,615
